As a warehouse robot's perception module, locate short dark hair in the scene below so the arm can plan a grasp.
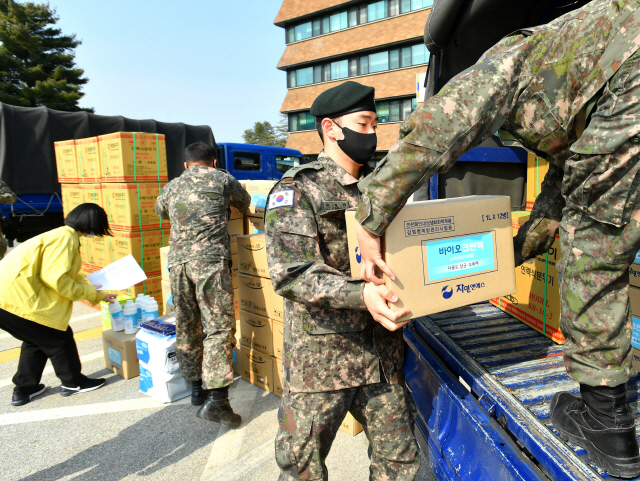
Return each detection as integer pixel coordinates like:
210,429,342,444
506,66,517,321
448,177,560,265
185,142,217,165
65,203,111,236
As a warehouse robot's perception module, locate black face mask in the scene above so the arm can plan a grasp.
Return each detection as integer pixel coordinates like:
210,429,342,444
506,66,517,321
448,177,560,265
333,121,377,165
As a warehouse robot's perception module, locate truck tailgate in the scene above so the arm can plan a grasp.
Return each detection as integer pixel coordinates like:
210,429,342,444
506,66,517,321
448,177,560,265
406,303,639,480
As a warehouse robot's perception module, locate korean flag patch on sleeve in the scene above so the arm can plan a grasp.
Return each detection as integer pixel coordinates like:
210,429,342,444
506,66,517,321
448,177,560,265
268,190,295,210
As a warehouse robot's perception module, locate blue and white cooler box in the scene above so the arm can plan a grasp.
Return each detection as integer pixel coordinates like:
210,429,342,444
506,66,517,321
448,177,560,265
136,314,190,403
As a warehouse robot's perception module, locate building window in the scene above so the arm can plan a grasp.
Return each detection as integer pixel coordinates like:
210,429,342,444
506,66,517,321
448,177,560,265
287,97,417,132
287,42,429,89
284,0,434,44
234,152,261,171
288,111,316,132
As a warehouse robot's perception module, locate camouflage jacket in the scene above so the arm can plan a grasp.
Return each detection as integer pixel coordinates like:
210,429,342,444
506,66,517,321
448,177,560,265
358,0,640,235
0,180,16,205
264,152,405,393
155,166,250,267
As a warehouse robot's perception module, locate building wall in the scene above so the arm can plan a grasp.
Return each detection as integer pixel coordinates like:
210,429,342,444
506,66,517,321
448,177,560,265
275,0,354,26
277,9,429,69
286,122,400,154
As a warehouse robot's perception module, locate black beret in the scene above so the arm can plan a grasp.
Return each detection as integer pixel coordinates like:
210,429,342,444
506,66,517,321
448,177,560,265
310,81,376,119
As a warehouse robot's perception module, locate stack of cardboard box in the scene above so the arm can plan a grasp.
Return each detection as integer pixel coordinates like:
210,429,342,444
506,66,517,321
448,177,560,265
55,133,170,308
629,254,640,371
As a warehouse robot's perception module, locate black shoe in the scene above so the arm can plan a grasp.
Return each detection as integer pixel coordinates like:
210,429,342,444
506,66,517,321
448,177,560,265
196,387,241,426
11,384,46,406
550,384,640,479
60,377,106,397
191,380,211,406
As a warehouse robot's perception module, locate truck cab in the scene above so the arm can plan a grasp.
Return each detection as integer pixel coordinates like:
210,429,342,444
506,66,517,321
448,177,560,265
216,143,305,181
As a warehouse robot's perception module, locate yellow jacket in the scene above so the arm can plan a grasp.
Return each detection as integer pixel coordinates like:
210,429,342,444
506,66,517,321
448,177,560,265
0,226,105,330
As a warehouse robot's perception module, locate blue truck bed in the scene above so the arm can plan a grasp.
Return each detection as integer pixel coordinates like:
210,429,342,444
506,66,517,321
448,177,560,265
405,303,640,480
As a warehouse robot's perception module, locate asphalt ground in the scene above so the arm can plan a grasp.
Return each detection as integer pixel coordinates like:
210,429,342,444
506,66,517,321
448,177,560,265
0,300,438,481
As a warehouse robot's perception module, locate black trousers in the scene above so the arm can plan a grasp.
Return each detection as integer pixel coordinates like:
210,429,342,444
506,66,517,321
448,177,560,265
0,308,84,394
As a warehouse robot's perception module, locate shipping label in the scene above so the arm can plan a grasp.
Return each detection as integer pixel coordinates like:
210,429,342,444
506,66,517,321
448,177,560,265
405,216,454,236
632,316,640,349
108,347,122,365
423,232,496,282
252,194,267,208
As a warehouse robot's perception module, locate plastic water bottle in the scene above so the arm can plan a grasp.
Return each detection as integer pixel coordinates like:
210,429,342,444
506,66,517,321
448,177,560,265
109,302,125,331
124,300,138,334
136,294,145,328
144,299,159,322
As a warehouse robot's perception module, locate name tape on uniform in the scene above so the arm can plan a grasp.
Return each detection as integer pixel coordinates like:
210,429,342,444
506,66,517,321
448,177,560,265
268,190,294,210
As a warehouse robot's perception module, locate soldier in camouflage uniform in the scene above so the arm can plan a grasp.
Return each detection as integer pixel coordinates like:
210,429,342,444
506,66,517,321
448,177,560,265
0,180,17,259
354,1,640,476
265,81,420,481
155,142,250,426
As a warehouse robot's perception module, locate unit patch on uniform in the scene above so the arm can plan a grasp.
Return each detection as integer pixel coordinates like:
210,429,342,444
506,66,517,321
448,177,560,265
322,201,349,212
268,190,295,210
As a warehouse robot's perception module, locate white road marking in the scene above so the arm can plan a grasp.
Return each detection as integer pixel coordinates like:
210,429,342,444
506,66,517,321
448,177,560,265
0,312,101,340
0,350,104,389
0,396,191,426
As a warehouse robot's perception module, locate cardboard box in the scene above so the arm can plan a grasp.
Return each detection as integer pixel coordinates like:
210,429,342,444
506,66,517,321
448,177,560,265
54,139,78,183
245,216,265,235
79,183,103,207
632,348,640,373
102,329,139,379
61,184,83,218
99,132,168,182
233,288,240,320
238,273,271,318
245,180,276,216
526,154,548,211
86,235,113,270
340,413,364,436
228,218,243,255
76,137,102,183
631,263,640,288
231,254,239,289
240,346,273,392
108,276,163,313
268,285,284,322
489,211,564,343
101,183,168,231
161,279,173,314
346,196,516,321
111,229,170,277
160,246,170,282
237,234,270,278
230,206,244,220
273,319,283,359
273,358,283,397
240,310,273,355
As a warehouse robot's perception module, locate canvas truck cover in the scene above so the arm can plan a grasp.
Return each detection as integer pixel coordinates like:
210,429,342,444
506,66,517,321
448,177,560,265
0,103,215,195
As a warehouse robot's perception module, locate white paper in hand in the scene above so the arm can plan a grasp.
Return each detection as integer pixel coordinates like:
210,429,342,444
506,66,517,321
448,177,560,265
87,255,147,291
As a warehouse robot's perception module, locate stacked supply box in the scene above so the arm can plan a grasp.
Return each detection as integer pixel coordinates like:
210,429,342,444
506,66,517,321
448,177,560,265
54,132,170,309
526,153,549,211
237,233,284,396
629,251,640,370
489,211,564,343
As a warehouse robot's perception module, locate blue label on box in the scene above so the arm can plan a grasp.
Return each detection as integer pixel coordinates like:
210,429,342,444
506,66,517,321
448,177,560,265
252,229,265,234
108,347,122,365
252,194,267,208
138,364,153,393
232,349,237,365
136,339,150,364
423,232,496,282
632,316,640,350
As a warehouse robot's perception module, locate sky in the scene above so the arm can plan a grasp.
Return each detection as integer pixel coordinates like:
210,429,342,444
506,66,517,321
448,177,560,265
49,0,288,143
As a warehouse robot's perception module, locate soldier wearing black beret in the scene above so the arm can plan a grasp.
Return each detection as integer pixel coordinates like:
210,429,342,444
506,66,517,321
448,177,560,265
264,80,420,479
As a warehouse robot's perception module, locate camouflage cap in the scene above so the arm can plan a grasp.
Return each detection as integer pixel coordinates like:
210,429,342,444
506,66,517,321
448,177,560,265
310,81,376,119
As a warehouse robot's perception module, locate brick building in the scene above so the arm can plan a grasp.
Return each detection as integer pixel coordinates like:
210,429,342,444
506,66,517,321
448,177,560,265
274,0,433,161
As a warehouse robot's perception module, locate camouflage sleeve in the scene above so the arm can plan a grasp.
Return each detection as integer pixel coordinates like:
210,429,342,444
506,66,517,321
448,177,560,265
154,186,170,220
227,176,251,213
356,34,531,235
265,181,367,312
0,181,17,205
513,163,564,266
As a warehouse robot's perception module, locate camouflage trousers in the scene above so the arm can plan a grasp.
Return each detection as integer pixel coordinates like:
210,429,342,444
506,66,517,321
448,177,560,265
275,382,420,480
558,208,640,387
170,258,236,390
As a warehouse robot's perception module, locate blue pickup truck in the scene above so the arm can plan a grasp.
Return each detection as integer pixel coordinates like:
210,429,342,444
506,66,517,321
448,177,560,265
216,143,305,180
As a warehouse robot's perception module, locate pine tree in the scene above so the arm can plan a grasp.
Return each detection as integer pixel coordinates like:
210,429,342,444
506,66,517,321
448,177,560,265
242,114,289,147
0,0,92,111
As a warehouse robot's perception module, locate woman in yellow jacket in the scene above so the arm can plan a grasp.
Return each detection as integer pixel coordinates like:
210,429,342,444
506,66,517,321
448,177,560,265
0,203,117,406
